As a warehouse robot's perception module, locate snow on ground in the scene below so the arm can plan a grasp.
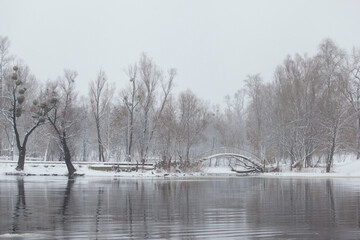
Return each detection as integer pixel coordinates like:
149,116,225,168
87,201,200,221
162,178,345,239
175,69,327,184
0,162,163,178
1,154,360,178
263,154,360,178
0,161,228,178
202,166,234,174
331,154,360,176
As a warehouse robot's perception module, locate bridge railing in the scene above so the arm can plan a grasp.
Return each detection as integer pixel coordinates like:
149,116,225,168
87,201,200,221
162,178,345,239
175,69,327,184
195,147,263,163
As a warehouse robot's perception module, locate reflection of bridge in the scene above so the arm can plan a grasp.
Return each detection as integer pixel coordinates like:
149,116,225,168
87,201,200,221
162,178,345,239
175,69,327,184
196,147,264,173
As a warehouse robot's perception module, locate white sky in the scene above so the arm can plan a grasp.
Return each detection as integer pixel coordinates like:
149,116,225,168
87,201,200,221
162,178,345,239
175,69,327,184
1,0,360,105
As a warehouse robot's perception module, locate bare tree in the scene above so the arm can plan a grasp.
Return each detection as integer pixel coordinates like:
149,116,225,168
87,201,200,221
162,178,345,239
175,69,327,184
137,54,160,164
46,70,80,176
176,89,210,164
341,47,360,158
0,36,13,156
0,64,51,170
121,54,176,165
317,39,351,172
122,64,141,161
245,74,266,158
110,102,129,161
145,68,176,159
215,89,246,149
137,54,176,165
0,36,12,98
89,70,113,162
259,38,355,171
156,95,177,169
271,54,323,169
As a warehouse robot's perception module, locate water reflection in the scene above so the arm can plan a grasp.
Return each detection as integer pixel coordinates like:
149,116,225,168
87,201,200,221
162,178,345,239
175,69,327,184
1,177,360,239
61,178,74,217
245,178,360,239
60,178,75,237
95,187,104,234
11,178,29,232
327,179,337,227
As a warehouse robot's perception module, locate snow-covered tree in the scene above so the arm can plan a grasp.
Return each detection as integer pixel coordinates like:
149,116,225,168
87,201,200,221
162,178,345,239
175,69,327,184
46,70,82,176
89,70,114,162
176,89,210,164
1,64,52,170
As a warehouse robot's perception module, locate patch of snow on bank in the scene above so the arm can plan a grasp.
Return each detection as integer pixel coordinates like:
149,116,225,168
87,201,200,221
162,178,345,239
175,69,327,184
0,162,195,178
333,154,360,177
0,162,152,177
263,154,360,177
202,166,233,174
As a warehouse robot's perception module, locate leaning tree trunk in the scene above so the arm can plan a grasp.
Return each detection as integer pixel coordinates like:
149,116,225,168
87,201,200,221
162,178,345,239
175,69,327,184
48,117,76,176
61,135,76,176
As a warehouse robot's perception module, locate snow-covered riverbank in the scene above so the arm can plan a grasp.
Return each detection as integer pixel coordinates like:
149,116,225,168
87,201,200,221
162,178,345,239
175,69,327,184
263,154,360,178
1,154,360,178
0,161,239,178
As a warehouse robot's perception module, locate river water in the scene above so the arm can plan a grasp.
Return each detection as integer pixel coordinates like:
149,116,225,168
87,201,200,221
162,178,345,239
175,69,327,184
0,176,360,239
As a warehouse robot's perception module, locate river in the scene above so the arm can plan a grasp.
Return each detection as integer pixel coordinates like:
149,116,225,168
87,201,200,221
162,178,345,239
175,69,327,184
0,176,360,239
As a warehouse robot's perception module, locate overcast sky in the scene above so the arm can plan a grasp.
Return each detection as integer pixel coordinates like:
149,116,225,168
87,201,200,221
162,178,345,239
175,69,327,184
1,0,360,105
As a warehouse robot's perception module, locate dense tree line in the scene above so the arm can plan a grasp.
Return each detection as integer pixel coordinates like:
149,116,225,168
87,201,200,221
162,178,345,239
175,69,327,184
0,36,359,174
244,39,360,172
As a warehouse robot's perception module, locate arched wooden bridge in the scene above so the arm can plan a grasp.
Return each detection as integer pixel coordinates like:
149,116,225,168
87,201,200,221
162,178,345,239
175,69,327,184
196,147,264,173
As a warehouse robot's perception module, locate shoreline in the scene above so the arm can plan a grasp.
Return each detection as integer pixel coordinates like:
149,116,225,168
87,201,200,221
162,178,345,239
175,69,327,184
3,172,360,179
2,157,360,179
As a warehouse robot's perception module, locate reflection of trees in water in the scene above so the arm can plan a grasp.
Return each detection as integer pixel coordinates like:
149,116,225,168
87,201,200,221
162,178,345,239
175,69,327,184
140,182,149,238
151,179,250,237
104,179,211,238
2,178,360,239
126,191,133,238
11,177,30,232
327,179,336,227
7,177,78,236
95,187,104,234
60,177,75,236
61,178,75,217
244,178,360,239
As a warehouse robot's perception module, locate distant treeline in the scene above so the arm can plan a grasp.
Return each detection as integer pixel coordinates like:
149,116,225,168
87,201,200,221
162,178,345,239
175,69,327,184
0,36,359,173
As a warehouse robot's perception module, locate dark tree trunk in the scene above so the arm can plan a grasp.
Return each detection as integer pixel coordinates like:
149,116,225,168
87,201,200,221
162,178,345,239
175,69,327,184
326,135,336,173
326,149,334,173
61,136,76,176
15,132,33,171
48,117,76,176
305,142,313,168
14,119,41,171
290,146,295,171
185,147,190,168
96,118,105,162
126,79,136,162
15,147,26,171
128,111,134,161
326,124,338,173
98,141,104,162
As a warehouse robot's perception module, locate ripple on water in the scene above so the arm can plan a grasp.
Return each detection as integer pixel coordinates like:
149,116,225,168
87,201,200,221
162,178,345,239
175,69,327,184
1,176,360,239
